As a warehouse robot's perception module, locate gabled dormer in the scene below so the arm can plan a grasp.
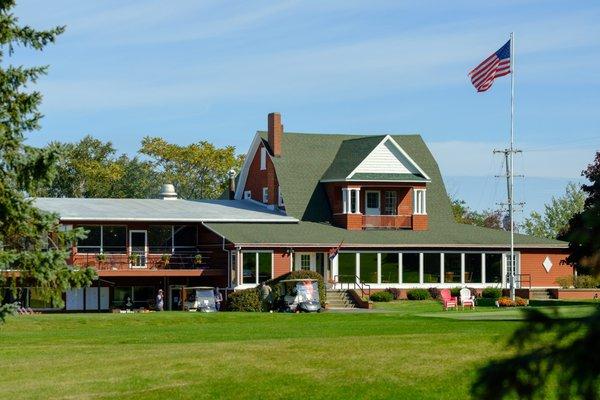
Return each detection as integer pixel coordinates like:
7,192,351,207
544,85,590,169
321,135,430,231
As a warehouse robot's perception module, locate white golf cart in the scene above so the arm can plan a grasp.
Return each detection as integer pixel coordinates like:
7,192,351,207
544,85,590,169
182,286,217,312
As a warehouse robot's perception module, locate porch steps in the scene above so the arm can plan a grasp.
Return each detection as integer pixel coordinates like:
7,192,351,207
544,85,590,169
326,290,357,309
529,289,553,300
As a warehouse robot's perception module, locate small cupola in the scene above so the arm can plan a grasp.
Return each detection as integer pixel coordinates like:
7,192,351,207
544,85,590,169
159,184,178,200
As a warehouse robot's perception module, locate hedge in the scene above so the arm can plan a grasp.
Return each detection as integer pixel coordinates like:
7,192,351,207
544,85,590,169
370,291,393,302
481,288,502,299
226,288,261,312
407,289,431,300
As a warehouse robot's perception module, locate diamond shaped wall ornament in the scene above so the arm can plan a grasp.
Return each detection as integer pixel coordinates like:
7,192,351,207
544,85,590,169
542,256,553,273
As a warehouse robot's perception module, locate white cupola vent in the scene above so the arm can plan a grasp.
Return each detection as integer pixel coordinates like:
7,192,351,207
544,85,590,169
159,184,178,200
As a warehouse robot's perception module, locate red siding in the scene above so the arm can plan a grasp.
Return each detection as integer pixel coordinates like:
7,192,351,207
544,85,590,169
243,142,279,206
520,250,573,287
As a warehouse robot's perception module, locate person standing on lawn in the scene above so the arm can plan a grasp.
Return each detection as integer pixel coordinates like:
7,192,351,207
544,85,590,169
260,282,272,311
214,288,223,311
156,289,164,311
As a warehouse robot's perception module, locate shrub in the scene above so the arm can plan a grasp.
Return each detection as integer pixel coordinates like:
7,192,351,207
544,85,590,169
370,291,393,302
407,289,431,300
555,276,574,289
497,297,515,307
450,287,462,297
482,288,502,299
476,298,497,307
226,289,261,312
515,297,528,306
573,275,599,288
387,288,403,300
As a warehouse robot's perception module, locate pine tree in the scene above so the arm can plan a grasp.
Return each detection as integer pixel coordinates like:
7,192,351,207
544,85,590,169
0,0,95,322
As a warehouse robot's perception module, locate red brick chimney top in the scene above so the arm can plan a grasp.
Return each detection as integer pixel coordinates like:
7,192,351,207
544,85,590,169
267,112,282,157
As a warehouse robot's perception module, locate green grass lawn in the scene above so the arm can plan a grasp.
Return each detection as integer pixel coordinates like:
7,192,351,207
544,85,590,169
0,301,594,400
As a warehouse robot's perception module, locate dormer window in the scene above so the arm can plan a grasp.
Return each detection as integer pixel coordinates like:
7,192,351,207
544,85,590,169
414,189,426,215
244,190,252,200
262,187,269,203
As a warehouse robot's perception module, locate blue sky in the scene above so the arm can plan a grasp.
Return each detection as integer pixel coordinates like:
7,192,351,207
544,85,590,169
11,0,600,219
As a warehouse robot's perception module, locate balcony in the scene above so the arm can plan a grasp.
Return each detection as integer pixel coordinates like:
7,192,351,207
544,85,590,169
362,215,412,230
72,250,214,272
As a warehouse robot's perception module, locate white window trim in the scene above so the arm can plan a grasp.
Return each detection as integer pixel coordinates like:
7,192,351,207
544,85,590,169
262,187,269,203
244,190,252,200
241,251,273,285
260,147,267,171
278,187,284,207
413,189,427,215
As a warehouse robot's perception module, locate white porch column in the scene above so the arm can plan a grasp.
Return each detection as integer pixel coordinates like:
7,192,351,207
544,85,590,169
355,253,360,279
440,253,445,284
460,253,465,285
377,253,382,284
419,253,424,284
354,188,361,214
342,188,349,214
331,254,339,283
481,253,486,284
398,253,403,284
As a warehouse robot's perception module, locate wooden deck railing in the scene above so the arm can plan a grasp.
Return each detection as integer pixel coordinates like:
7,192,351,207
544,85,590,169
72,250,214,271
362,215,412,230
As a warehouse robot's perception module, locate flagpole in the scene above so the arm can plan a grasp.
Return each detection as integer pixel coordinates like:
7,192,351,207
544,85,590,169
509,32,516,301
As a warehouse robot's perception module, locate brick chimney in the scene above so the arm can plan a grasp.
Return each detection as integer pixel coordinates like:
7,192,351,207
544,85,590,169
267,112,283,157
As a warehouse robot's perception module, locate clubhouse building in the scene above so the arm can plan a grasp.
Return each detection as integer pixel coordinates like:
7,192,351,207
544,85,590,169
31,113,571,311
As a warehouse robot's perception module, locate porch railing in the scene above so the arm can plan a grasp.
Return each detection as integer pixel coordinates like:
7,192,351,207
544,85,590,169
362,214,412,230
73,250,213,271
333,275,371,298
506,273,532,289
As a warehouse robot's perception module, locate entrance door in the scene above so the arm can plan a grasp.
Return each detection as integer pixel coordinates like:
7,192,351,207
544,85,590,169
365,191,380,215
129,230,147,268
168,285,184,311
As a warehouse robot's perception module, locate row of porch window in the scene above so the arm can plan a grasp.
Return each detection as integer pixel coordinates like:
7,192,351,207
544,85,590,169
337,252,504,284
341,189,426,215
76,225,197,253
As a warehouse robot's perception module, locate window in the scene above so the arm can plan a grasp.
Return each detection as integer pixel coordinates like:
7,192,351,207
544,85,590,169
465,253,482,283
260,147,267,170
242,252,272,284
381,253,399,283
384,191,397,215
244,190,252,200
113,286,155,308
366,192,379,209
262,187,269,203
359,253,378,283
300,254,311,270
148,225,173,253
444,253,461,283
77,226,126,254
350,190,357,213
413,189,426,215
423,253,441,283
402,253,420,283
173,225,196,248
485,253,503,283
77,226,101,253
102,226,126,254
338,253,356,283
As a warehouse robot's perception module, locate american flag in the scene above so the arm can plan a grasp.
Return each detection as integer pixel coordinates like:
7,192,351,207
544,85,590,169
328,240,343,261
469,40,511,92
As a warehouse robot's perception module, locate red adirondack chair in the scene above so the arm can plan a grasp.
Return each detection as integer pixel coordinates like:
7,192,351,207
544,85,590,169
440,289,457,310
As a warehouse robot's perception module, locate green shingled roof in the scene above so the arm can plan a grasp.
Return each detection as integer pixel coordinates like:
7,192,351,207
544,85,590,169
220,131,566,248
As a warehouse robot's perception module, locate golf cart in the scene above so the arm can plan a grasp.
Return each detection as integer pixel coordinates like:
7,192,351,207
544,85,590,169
276,279,322,313
182,286,217,312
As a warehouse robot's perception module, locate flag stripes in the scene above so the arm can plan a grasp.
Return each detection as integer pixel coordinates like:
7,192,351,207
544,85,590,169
469,40,511,92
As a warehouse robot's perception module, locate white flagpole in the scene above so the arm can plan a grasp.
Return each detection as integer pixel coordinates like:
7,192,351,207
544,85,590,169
509,32,516,301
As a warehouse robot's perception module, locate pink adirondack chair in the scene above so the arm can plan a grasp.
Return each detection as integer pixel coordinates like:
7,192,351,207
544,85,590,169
439,289,457,310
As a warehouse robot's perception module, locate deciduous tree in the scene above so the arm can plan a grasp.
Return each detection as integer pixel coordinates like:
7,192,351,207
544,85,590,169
0,1,95,321
522,182,585,239
140,137,244,199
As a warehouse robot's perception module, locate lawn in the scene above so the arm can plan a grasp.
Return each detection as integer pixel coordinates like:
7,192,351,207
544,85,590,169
0,301,594,400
